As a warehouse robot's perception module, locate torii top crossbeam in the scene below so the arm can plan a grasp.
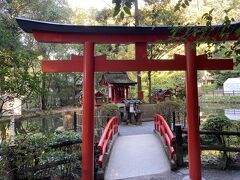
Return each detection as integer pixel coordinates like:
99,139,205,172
16,18,239,180
16,18,239,73
17,18,239,43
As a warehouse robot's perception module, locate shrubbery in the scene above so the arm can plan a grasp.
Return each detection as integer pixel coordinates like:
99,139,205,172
98,103,119,117
0,131,81,179
200,114,240,168
201,114,232,131
201,114,232,146
154,99,185,125
202,84,217,92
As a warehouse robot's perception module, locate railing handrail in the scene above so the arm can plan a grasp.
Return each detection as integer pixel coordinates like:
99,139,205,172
97,115,118,168
182,128,240,136
154,113,176,159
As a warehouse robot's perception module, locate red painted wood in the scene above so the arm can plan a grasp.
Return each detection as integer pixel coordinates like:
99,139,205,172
33,31,238,43
82,42,95,180
185,41,201,180
42,54,233,73
135,42,148,60
42,60,82,72
154,114,176,160
96,55,186,71
197,54,233,70
98,116,118,168
71,54,83,60
42,54,185,72
33,31,169,43
176,54,233,70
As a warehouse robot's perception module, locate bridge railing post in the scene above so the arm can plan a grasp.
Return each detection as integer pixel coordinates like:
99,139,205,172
73,111,77,132
175,125,184,167
172,111,176,132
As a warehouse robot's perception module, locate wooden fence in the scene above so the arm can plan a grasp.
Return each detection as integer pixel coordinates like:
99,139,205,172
201,90,240,97
174,125,240,167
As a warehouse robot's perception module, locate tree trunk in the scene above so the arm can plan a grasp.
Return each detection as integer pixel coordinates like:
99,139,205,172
41,73,47,110
135,0,142,98
148,45,154,103
148,71,152,103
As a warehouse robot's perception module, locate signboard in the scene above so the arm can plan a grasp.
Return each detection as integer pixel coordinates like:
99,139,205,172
2,96,22,116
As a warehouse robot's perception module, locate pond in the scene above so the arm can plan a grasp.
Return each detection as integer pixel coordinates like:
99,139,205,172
0,109,108,145
200,103,240,121
0,113,63,144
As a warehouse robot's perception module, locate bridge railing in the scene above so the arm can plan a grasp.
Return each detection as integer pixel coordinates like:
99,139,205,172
154,114,176,159
97,116,118,168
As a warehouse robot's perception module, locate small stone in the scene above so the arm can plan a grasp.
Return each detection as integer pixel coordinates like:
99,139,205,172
179,169,189,175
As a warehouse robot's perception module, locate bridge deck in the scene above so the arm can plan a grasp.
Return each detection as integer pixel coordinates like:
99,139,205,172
104,122,171,180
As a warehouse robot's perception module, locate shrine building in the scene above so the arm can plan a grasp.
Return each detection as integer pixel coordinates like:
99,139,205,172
99,72,137,103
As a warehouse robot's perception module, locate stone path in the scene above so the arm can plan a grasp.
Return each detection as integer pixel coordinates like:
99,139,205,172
119,121,154,136
104,133,171,180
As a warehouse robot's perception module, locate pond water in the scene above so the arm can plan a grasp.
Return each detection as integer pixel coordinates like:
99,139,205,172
1,103,239,144
200,103,240,121
0,113,63,144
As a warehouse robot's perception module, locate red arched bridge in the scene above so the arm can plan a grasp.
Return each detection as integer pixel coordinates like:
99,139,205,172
97,114,176,179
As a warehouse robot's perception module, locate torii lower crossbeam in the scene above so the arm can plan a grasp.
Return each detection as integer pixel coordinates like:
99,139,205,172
42,54,233,72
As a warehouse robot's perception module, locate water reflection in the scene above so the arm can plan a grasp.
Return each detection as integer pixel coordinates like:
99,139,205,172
0,113,63,144
224,109,240,121
200,103,240,121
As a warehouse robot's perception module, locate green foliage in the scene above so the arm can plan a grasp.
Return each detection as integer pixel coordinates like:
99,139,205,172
0,134,48,171
96,8,114,25
142,2,185,26
154,100,183,124
141,71,185,102
202,8,214,26
229,121,240,147
174,0,192,11
201,114,232,148
0,11,41,114
0,131,81,178
200,114,240,167
0,0,73,113
212,66,240,88
48,131,81,146
202,84,217,92
201,114,232,131
98,103,119,117
41,150,79,164
112,0,134,19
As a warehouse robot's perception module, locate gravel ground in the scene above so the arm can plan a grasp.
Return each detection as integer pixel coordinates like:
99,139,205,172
121,168,240,180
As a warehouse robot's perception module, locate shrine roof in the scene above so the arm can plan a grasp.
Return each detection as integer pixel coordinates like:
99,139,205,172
152,89,172,96
16,18,240,36
101,72,137,85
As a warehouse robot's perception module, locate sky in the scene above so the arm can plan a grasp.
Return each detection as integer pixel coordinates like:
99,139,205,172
68,0,145,10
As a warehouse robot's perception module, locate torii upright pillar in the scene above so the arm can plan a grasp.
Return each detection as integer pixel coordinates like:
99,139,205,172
185,41,201,180
82,42,95,180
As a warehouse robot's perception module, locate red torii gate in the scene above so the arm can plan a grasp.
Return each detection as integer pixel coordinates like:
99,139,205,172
16,18,239,180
